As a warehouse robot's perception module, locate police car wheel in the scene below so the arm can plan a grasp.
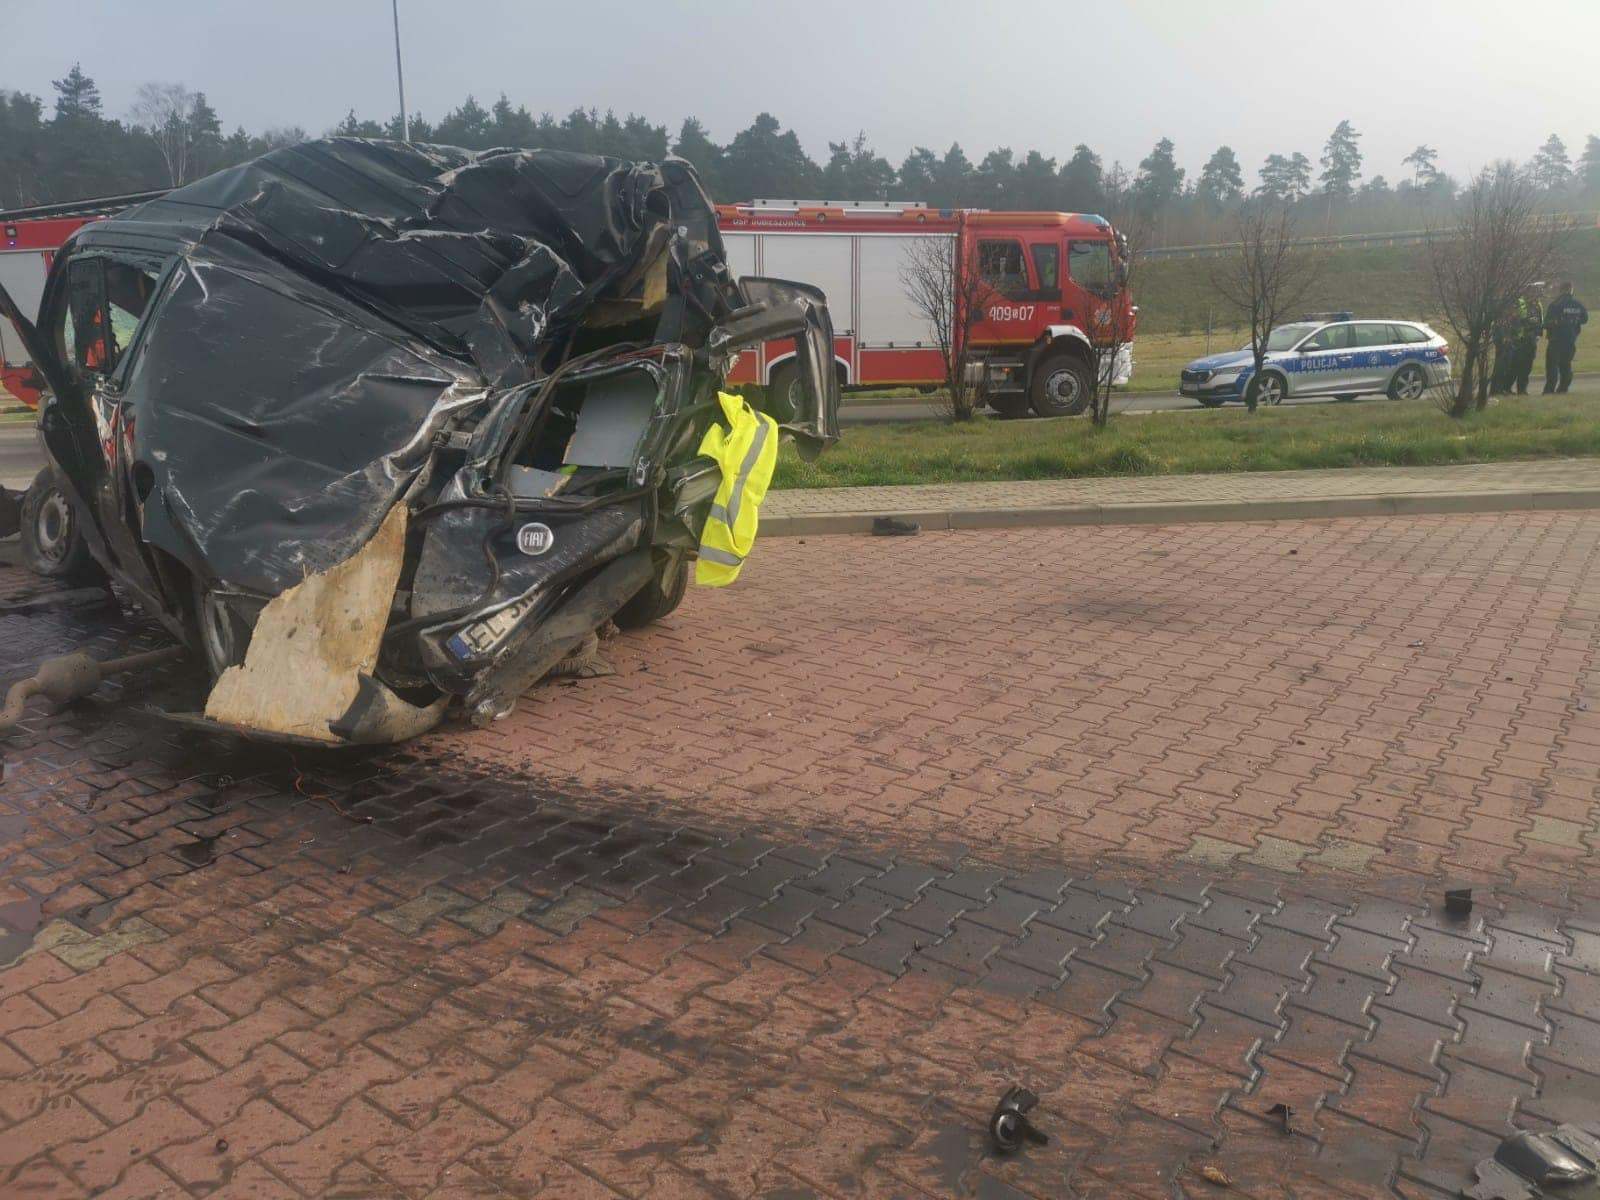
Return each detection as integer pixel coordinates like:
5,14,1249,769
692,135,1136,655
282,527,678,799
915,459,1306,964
1195,396,1226,408
1388,365,1426,401
614,552,689,630
20,469,106,585
1250,373,1286,406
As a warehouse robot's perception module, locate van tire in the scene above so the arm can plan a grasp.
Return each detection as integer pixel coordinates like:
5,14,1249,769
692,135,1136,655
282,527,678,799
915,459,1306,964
1029,352,1093,417
614,551,689,629
20,469,106,585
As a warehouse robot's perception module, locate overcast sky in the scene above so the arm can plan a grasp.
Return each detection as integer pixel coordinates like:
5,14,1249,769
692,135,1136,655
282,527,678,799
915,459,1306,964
5,0,1598,188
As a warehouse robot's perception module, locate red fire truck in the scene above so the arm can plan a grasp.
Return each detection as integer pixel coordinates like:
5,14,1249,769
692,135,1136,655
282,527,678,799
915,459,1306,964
718,199,1136,417
2,192,1136,418
0,191,168,409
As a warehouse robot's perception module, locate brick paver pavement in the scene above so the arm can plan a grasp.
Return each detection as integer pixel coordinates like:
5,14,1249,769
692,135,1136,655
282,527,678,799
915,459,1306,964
2,510,1599,1198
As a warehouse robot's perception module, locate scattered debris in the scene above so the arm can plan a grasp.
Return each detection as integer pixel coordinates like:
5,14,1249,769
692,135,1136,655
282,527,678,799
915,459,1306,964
1445,888,1473,917
215,1138,228,1154
988,1085,1048,1154
1465,1124,1600,1199
1,646,186,734
1287,548,1299,555
1194,1163,1232,1187
1408,640,1426,648
872,516,921,537
1265,1102,1296,1134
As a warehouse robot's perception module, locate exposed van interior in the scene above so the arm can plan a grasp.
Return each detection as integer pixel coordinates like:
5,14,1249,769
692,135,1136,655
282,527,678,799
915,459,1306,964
506,364,661,500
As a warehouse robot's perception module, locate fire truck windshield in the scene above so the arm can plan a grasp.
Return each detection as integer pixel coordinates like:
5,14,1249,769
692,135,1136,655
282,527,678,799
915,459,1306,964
1068,240,1114,297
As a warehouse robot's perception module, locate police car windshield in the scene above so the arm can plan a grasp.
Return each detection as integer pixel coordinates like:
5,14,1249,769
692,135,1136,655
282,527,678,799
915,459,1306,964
1265,322,1320,351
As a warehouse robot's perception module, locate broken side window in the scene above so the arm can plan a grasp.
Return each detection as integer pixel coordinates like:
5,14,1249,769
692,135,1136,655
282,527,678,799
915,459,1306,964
104,260,160,376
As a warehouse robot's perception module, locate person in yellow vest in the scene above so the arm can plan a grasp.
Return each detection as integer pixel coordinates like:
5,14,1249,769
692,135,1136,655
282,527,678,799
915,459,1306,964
695,391,778,586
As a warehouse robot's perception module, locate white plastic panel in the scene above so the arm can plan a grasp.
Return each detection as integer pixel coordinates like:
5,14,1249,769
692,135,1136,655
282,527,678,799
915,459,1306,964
856,234,951,348
0,253,49,366
722,233,756,282
757,234,854,333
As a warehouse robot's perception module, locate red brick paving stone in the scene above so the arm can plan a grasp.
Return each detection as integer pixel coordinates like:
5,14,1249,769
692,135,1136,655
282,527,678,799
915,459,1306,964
269,1043,409,1130
203,1160,306,1199
50,1095,206,1192
5,1158,91,1200
364,1097,510,1193
9,993,144,1066
257,1097,409,1194
156,1097,308,1190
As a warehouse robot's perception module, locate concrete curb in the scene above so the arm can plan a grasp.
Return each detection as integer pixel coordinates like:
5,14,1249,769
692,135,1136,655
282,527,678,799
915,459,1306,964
762,488,1600,537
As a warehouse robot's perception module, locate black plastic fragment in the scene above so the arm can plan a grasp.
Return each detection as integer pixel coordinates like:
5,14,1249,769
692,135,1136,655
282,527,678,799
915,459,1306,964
1465,1124,1600,1199
872,516,921,537
988,1085,1048,1154
1265,1102,1295,1134
1445,888,1473,916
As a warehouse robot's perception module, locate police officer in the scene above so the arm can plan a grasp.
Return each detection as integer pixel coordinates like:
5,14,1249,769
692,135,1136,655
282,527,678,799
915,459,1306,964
1543,281,1589,395
1509,286,1543,395
1490,306,1518,395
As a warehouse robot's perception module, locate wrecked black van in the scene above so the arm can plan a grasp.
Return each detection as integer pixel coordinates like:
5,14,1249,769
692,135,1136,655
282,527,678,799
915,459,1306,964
0,139,838,744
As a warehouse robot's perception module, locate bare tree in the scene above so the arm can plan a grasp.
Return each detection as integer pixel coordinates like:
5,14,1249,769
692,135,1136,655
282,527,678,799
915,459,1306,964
130,83,203,186
1082,220,1145,427
1208,202,1323,412
900,232,995,422
1424,162,1562,417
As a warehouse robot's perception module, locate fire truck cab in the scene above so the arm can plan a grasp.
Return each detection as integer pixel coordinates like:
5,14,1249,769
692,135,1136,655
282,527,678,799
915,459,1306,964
716,199,1136,417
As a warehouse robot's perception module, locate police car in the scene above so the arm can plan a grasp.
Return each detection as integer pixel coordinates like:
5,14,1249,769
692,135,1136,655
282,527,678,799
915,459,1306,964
1179,316,1451,407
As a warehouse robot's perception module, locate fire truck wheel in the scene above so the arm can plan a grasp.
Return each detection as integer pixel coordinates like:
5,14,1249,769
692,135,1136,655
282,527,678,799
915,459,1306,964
987,396,1031,419
764,362,801,423
20,469,106,585
1029,353,1093,417
614,551,689,630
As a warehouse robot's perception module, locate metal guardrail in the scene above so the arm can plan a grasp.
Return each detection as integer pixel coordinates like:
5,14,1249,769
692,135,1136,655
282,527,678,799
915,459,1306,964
1145,212,1600,260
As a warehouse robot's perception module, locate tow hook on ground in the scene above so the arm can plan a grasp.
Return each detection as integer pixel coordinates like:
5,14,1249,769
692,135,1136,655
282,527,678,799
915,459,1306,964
0,646,187,733
988,1085,1048,1154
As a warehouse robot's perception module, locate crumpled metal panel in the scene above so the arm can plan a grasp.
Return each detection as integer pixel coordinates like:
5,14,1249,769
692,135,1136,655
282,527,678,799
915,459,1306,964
85,138,721,596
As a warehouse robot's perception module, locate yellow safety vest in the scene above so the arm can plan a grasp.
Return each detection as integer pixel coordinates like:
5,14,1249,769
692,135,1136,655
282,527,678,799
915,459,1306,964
695,391,778,587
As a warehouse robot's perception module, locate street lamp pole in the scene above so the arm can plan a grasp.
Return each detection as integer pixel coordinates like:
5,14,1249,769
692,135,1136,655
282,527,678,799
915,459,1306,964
391,0,409,141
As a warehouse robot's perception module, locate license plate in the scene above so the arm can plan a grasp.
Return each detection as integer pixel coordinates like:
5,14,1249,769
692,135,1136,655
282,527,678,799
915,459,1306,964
447,590,540,659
